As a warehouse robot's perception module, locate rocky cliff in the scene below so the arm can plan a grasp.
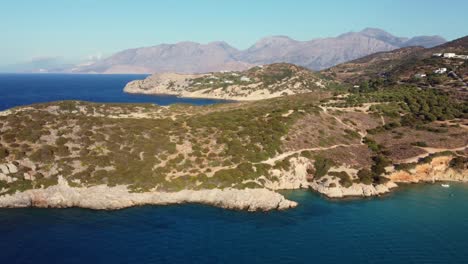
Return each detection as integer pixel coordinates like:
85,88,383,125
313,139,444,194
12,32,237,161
389,156,468,183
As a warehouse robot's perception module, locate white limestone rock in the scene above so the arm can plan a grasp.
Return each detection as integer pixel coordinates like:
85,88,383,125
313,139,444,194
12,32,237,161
6,164,17,174
0,165,9,175
0,177,297,211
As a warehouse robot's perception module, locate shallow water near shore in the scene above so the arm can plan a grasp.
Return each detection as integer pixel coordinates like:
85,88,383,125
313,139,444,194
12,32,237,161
1,184,468,263
1,74,468,263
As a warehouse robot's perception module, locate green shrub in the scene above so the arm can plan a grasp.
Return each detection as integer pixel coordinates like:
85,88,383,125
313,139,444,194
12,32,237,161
314,156,334,178
394,162,417,172
449,156,467,170
371,155,391,176
357,168,373,185
0,147,9,159
411,141,428,147
55,137,68,146
329,171,352,187
30,145,56,162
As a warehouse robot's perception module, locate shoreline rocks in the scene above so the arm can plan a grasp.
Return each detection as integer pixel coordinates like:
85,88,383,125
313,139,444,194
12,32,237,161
0,177,297,211
0,156,466,212
309,181,398,198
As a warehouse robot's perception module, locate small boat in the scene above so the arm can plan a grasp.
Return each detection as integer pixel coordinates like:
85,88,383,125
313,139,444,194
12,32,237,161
441,184,450,188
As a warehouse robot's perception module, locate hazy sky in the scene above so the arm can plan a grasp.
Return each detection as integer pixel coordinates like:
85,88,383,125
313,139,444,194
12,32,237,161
1,0,467,66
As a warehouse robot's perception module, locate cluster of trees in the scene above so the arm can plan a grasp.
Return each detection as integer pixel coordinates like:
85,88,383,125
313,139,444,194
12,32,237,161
361,136,392,184
343,86,465,124
349,77,397,93
313,156,334,178
399,88,462,122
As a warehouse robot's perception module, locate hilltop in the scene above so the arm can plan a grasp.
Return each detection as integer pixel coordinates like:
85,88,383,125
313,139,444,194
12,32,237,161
124,63,341,101
322,36,468,100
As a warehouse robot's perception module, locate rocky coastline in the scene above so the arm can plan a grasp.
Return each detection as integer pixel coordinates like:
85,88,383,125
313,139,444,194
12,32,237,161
0,177,297,211
1,155,465,211
123,77,291,101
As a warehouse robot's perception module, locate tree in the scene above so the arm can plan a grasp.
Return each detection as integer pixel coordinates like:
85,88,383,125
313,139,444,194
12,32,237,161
314,156,333,178
0,147,9,159
371,155,391,176
357,169,373,185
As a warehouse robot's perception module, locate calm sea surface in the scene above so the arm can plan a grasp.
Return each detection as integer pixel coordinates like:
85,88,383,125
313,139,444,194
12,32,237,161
0,73,225,111
0,74,467,264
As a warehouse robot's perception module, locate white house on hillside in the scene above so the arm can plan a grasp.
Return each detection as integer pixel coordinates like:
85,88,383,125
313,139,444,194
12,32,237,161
240,76,251,82
443,53,456,58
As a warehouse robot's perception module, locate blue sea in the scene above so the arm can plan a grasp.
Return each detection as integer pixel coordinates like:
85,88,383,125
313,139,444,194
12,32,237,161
1,74,468,264
0,73,225,111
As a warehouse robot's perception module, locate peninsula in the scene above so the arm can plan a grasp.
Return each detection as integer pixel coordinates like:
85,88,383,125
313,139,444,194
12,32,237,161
0,37,467,211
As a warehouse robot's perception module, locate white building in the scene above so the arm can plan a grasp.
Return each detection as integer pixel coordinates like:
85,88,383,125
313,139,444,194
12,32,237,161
434,68,447,74
443,53,456,58
224,80,234,84
432,53,443,57
240,76,251,82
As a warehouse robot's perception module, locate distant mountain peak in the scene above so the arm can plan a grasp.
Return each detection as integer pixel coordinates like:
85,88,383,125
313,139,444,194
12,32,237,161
360,27,395,36
252,35,298,47
64,28,450,74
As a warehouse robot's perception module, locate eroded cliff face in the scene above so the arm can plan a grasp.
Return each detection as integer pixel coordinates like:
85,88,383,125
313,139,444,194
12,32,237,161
261,156,398,199
389,156,468,183
261,155,467,200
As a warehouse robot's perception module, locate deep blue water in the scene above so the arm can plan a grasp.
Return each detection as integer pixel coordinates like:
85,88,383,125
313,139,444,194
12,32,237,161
0,73,225,111
1,74,468,263
1,185,468,264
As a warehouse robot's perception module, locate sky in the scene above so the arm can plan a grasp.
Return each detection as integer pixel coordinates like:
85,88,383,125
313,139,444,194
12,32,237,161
1,0,467,68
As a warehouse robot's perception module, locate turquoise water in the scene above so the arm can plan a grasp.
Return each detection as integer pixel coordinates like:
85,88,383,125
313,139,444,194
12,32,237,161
1,74,467,263
0,184,467,264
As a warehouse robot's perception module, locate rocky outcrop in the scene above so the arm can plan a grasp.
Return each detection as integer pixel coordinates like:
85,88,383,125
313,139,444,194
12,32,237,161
262,156,399,198
0,163,18,184
310,181,398,199
389,156,468,183
0,177,297,211
264,157,312,190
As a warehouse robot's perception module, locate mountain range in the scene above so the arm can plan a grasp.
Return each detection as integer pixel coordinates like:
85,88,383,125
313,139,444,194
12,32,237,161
17,28,448,74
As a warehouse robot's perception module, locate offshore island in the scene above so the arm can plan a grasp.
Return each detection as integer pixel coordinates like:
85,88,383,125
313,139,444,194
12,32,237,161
0,37,467,211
